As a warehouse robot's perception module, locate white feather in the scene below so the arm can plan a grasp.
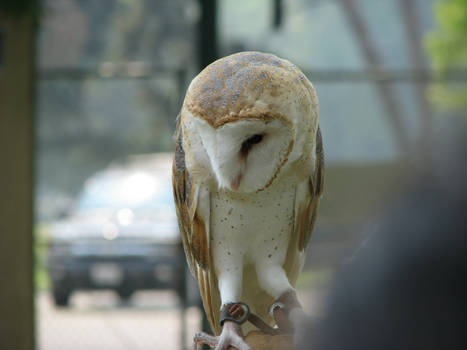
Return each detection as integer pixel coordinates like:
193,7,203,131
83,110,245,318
184,112,294,193
181,110,316,307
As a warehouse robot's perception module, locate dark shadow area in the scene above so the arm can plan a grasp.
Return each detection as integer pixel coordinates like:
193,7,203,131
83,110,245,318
302,121,467,350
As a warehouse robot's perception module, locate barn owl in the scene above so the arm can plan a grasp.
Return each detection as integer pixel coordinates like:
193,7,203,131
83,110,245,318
172,51,324,350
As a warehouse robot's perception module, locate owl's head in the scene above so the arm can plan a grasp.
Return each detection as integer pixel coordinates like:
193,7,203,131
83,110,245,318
180,52,319,193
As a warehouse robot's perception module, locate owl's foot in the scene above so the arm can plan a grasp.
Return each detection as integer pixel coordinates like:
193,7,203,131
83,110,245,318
193,321,251,350
270,290,310,343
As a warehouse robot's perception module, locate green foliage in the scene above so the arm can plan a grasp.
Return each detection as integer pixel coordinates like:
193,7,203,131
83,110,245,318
427,0,467,111
35,224,51,291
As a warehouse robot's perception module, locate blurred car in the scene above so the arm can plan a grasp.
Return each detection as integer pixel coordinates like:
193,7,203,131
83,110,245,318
47,153,185,306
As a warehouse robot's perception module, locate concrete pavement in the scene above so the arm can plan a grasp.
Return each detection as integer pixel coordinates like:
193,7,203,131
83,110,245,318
36,286,326,350
36,290,201,350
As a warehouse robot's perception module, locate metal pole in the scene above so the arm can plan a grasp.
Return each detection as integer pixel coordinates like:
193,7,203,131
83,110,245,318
339,0,409,153
273,0,283,30
399,0,433,149
198,0,218,71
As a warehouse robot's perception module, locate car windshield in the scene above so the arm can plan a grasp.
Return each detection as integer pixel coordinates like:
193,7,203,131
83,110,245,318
76,170,174,216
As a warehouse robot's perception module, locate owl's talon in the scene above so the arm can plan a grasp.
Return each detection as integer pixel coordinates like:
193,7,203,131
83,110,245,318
216,321,250,350
194,331,218,349
193,321,250,350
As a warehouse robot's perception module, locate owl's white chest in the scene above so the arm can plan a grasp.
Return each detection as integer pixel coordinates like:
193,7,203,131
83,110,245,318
210,175,296,275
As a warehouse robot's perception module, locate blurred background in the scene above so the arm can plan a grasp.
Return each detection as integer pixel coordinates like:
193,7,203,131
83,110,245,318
0,0,466,349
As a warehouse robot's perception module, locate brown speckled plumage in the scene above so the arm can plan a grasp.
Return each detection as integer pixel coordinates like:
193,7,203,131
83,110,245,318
184,51,315,128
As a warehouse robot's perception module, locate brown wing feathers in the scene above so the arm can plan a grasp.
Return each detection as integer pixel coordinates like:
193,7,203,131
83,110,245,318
191,214,209,269
172,119,222,334
297,127,324,252
172,124,196,273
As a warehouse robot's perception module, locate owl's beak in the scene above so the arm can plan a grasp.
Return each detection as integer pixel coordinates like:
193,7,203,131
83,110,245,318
231,173,243,191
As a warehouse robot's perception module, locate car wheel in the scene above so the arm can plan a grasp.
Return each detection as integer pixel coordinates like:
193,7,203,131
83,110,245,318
117,287,133,301
53,286,72,307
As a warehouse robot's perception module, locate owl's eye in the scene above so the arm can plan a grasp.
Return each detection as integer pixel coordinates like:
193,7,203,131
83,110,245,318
246,134,264,145
241,134,264,155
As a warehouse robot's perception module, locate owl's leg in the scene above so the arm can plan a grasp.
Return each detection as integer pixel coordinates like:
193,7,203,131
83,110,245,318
271,290,308,337
255,263,307,335
255,263,293,299
218,266,243,306
194,259,250,350
215,264,251,350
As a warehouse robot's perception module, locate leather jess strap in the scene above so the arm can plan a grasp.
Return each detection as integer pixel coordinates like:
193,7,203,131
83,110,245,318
220,302,282,335
219,292,301,336
248,313,283,335
220,302,251,326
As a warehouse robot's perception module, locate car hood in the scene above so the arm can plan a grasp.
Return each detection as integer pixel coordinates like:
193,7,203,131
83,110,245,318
51,210,179,244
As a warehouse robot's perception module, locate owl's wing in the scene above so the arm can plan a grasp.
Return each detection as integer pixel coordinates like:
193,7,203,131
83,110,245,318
298,126,324,251
283,126,324,286
172,116,222,335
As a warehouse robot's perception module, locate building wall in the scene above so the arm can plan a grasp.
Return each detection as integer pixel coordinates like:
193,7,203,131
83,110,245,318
0,13,35,350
